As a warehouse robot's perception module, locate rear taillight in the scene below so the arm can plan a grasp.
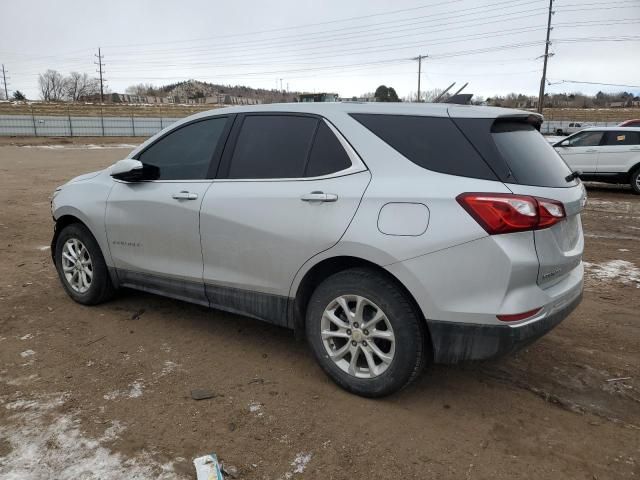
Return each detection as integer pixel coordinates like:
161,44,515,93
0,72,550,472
456,193,565,235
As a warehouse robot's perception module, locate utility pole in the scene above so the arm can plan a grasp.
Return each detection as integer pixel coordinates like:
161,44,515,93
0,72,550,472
412,54,427,102
94,47,106,103
537,0,554,114
1,64,8,100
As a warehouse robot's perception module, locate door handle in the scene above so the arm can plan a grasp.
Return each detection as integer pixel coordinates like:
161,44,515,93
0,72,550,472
585,149,598,153
631,147,640,151
172,191,198,200
300,191,338,203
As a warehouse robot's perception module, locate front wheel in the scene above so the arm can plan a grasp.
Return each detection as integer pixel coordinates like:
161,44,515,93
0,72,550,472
631,168,640,195
306,268,429,397
54,223,115,305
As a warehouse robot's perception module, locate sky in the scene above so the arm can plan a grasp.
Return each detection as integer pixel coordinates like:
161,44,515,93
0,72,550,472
1,0,639,100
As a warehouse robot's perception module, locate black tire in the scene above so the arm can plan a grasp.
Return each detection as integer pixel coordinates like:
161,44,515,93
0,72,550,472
305,268,429,397
631,167,640,195
54,222,115,305
556,128,564,135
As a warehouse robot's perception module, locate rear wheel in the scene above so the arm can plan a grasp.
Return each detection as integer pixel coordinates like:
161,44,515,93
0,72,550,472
306,268,429,397
54,223,115,305
631,167,640,195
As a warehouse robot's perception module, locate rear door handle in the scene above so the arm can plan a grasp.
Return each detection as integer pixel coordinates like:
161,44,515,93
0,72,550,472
585,149,598,153
172,191,198,200
631,147,640,151
301,191,338,203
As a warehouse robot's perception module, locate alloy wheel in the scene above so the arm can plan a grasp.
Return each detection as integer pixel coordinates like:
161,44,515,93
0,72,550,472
61,238,93,293
321,295,396,378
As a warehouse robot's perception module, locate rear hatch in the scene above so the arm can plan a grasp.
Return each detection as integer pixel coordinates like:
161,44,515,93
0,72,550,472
451,110,586,288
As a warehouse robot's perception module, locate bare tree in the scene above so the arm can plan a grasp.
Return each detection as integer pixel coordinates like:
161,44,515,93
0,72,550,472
64,72,99,101
38,69,65,101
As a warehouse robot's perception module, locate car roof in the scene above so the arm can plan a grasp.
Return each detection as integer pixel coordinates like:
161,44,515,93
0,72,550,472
187,101,537,120
580,126,640,132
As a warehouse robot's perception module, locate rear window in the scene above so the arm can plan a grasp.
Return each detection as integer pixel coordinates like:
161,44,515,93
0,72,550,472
350,114,497,180
491,122,575,187
452,117,577,188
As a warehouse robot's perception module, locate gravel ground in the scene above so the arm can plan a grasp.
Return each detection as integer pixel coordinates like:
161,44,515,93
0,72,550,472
0,140,638,479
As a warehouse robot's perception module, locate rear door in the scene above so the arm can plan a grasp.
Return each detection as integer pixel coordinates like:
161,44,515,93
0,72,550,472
554,130,604,173
596,130,640,173
199,113,370,325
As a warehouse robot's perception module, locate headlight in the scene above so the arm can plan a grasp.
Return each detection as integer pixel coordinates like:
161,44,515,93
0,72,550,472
51,186,63,217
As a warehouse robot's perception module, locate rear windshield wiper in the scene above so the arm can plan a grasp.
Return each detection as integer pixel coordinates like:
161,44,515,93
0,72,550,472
565,170,581,183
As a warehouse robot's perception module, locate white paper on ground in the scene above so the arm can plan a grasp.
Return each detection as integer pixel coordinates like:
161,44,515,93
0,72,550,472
193,453,224,480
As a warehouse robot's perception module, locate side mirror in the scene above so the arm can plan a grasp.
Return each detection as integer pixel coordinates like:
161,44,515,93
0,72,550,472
110,159,159,182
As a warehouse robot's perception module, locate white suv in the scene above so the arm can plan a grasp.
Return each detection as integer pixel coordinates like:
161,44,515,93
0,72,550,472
553,127,640,193
51,103,585,397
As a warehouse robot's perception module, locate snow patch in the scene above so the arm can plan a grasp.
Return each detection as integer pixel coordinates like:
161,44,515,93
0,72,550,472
280,452,313,478
37,245,50,251
0,392,180,479
20,350,35,358
584,260,640,288
19,334,33,340
248,401,264,417
103,380,144,401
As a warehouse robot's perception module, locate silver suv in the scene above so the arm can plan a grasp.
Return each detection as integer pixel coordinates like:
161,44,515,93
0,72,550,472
51,103,585,397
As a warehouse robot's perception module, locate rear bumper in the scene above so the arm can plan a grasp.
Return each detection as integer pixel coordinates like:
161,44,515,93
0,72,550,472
428,290,582,364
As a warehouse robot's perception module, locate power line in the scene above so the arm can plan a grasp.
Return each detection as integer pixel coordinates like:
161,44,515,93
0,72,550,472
548,79,640,89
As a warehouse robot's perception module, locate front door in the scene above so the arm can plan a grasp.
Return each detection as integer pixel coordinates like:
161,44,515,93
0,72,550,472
555,130,604,173
105,116,232,305
199,114,370,325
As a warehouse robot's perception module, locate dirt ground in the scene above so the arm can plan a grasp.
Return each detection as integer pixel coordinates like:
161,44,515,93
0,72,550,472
0,138,638,480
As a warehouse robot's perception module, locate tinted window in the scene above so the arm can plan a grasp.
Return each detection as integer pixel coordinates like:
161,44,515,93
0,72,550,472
492,122,574,187
228,115,318,179
602,131,640,146
351,114,497,180
305,122,351,177
138,118,227,180
566,130,603,147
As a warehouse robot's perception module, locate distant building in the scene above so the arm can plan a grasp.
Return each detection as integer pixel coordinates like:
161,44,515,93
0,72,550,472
340,96,376,102
299,93,339,102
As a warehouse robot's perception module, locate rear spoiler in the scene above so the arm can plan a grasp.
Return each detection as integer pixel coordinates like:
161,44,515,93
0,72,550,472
493,113,543,131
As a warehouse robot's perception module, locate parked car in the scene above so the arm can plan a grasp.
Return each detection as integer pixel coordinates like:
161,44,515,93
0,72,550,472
618,119,640,127
555,122,595,136
51,103,585,397
553,127,640,193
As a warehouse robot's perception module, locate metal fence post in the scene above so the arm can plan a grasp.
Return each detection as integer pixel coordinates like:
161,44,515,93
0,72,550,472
68,105,73,137
100,105,105,136
31,105,37,137
131,113,136,136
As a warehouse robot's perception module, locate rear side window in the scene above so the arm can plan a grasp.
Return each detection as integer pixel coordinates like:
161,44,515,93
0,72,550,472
228,115,318,179
305,122,351,177
602,131,640,146
350,114,497,180
138,117,227,180
491,122,574,187
566,131,603,147
452,117,577,188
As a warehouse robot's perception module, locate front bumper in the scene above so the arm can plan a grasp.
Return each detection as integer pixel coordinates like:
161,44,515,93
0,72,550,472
428,291,583,364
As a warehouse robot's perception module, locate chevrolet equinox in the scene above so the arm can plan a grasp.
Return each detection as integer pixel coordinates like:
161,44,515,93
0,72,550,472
51,103,585,397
